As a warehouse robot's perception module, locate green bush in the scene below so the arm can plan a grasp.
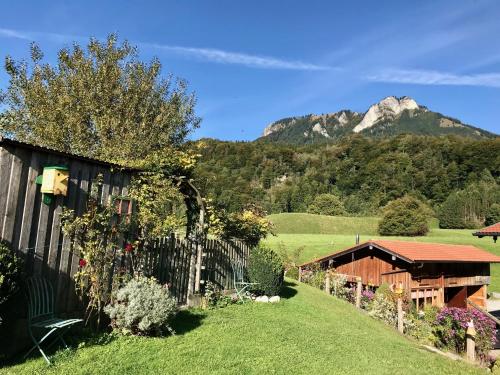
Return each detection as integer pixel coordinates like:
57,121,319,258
247,246,284,296
378,195,431,236
485,203,500,226
307,194,346,216
0,241,22,306
104,276,177,336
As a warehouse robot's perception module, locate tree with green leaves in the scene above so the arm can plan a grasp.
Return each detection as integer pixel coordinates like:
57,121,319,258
485,204,500,226
0,34,200,167
378,195,431,236
438,180,500,229
307,193,346,216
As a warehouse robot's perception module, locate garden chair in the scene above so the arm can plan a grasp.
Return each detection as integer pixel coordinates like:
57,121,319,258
24,277,83,365
231,260,258,301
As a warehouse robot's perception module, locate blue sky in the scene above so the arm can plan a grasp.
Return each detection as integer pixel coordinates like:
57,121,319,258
1,0,500,140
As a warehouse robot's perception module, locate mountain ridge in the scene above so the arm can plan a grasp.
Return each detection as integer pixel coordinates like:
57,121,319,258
259,96,496,144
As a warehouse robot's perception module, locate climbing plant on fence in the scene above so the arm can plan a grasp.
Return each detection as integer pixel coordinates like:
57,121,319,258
61,177,130,326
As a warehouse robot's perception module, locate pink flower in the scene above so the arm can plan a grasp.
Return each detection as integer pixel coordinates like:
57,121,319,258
79,258,87,267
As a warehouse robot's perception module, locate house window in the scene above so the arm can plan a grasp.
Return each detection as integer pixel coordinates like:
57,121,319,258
114,197,133,224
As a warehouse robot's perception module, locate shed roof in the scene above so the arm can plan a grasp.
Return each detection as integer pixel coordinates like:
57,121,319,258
0,136,135,170
473,222,500,237
300,239,500,267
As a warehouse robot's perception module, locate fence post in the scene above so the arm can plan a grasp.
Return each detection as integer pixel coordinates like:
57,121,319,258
397,297,404,333
298,267,302,282
355,277,362,308
325,273,331,295
194,239,203,293
466,320,476,362
186,237,198,306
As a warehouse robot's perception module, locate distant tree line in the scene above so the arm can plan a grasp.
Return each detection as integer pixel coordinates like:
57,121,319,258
192,134,500,229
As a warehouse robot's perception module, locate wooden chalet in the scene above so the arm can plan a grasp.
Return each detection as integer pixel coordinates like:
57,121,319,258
474,222,500,243
299,240,500,309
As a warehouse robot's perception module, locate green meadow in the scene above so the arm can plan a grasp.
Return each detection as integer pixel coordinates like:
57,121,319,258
1,280,481,375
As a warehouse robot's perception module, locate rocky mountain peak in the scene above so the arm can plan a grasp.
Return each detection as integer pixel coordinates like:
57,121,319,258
353,96,419,133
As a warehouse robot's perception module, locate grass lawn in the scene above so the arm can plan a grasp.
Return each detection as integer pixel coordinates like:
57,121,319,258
1,280,481,375
265,213,500,292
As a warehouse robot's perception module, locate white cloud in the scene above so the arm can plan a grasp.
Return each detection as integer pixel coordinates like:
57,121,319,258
148,44,330,71
0,27,329,71
367,69,500,88
0,28,31,40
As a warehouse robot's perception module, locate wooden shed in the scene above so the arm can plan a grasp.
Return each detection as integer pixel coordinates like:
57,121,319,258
299,240,500,309
0,136,134,313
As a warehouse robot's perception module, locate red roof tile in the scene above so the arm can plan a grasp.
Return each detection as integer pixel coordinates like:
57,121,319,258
372,240,500,263
300,239,500,266
474,222,500,236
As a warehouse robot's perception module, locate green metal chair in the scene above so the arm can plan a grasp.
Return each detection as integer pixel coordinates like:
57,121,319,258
231,260,258,301
25,277,83,364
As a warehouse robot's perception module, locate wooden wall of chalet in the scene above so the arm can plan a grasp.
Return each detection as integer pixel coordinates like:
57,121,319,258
331,248,407,286
0,140,132,313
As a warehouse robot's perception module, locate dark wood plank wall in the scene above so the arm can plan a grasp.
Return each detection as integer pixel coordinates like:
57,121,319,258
143,237,251,304
0,142,253,311
0,143,131,314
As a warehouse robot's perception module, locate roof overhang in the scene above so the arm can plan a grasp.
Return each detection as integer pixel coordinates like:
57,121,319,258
0,136,137,170
299,241,414,267
473,232,500,237
299,241,500,268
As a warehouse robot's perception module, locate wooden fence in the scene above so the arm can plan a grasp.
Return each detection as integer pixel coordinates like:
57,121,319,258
143,236,252,304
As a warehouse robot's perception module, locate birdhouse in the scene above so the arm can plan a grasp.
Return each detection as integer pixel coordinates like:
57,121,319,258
40,166,69,196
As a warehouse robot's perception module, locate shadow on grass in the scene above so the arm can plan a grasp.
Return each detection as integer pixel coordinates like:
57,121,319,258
1,325,119,368
170,309,206,336
281,280,298,300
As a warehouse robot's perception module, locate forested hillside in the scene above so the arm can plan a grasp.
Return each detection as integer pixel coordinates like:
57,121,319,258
192,135,500,227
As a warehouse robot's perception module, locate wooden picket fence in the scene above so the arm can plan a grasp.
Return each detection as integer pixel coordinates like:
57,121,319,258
142,235,251,304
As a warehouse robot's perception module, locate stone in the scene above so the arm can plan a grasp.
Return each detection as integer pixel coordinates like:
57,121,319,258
269,296,281,303
255,296,269,303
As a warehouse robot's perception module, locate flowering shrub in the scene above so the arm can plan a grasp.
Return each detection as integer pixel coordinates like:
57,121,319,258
62,179,123,326
104,276,177,336
404,306,439,345
203,281,241,309
301,267,326,290
434,307,496,360
360,289,375,309
368,288,397,327
330,273,352,301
